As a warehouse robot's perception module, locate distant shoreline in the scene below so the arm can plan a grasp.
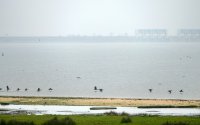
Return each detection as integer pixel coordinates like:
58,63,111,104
0,96,199,107
0,36,200,42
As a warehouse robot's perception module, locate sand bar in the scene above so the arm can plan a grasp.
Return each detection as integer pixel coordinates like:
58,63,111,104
0,96,200,107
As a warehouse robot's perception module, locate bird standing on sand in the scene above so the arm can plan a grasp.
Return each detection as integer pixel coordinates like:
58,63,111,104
16,88,20,91
25,88,28,91
0,88,2,91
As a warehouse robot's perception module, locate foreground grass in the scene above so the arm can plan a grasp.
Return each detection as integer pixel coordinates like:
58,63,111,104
0,115,200,125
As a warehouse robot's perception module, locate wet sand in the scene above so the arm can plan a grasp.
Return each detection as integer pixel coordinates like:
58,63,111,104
0,96,200,107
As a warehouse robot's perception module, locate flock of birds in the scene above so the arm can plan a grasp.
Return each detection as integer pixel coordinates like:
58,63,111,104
0,86,184,94
0,52,189,95
148,88,184,94
0,86,53,92
0,86,104,93
94,86,103,92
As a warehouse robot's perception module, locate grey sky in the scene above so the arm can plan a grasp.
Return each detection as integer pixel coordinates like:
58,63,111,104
0,0,200,36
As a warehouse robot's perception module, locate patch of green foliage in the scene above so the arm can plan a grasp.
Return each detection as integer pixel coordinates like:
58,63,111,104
120,116,132,123
42,117,76,125
162,121,190,125
0,119,34,125
104,111,119,116
104,111,130,116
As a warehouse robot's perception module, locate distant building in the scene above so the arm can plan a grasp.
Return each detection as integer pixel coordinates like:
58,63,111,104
135,29,168,40
178,29,200,40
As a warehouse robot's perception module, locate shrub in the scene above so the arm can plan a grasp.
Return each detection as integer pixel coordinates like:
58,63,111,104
42,117,59,125
121,112,130,116
120,116,132,123
61,117,76,125
104,111,119,116
43,117,76,125
0,119,6,125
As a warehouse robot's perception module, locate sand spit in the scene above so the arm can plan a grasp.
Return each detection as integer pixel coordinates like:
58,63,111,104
0,96,200,107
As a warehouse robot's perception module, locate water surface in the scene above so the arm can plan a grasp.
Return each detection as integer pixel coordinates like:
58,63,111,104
0,41,200,99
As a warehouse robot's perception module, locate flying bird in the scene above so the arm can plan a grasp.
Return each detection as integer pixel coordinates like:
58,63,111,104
37,88,41,92
148,89,153,93
168,90,172,94
179,89,184,93
6,86,10,91
49,88,53,91
94,86,97,90
99,89,103,92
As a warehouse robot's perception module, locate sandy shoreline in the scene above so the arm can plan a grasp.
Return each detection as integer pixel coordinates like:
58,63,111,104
0,96,200,107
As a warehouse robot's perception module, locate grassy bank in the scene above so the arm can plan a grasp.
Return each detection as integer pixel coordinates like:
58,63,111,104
0,115,200,125
0,96,200,107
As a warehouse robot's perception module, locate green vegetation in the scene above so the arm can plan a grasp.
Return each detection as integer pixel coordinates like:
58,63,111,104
0,115,200,125
104,111,119,116
90,107,117,110
120,116,132,123
104,111,130,116
162,121,190,125
42,117,76,125
0,119,35,125
0,103,10,106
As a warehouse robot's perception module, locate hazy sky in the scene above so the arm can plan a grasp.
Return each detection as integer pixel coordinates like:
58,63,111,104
0,0,200,36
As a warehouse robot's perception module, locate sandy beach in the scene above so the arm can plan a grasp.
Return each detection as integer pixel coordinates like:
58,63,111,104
0,96,199,107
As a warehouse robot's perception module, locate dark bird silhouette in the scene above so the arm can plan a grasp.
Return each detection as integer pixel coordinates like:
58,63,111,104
179,89,184,93
48,88,53,91
0,88,2,91
76,77,81,79
148,89,152,93
37,88,41,92
6,86,10,91
99,89,103,92
94,86,97,90
16,88,20,91
168,90,172,94
2,52,4,56
25,88,28,91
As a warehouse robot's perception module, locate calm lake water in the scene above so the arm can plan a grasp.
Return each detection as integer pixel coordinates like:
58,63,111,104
0,41,200,99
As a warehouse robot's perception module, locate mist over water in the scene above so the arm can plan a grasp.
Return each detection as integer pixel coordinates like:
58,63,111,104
0,41,200,99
